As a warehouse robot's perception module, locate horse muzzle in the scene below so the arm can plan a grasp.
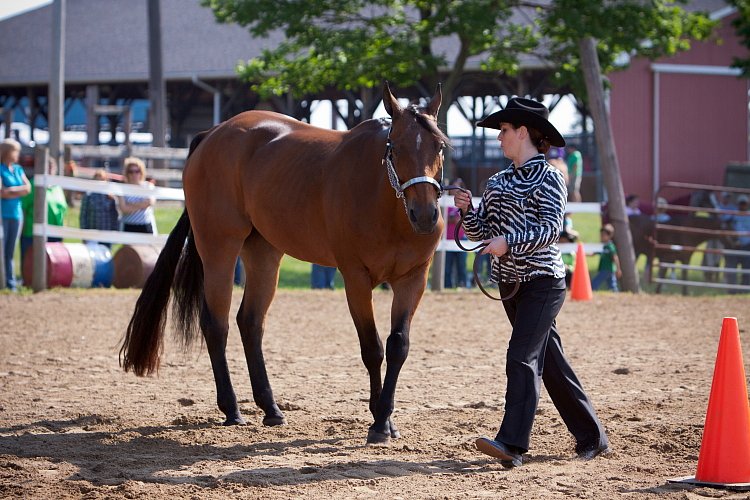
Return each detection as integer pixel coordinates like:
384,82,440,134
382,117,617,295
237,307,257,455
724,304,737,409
408,203,439,234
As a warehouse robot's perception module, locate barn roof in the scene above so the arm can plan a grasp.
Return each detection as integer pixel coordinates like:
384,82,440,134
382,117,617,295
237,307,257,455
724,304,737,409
0,0,284,87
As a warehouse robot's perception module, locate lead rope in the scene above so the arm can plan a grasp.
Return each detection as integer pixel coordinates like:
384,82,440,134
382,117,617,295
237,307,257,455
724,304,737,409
441,185,520,301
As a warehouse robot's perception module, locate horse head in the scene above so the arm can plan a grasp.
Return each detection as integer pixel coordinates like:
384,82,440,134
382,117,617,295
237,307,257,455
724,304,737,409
383,82,447,235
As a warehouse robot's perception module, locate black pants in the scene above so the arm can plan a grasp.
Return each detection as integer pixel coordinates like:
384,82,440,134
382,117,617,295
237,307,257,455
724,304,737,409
122,223,153,234
496,277,608,454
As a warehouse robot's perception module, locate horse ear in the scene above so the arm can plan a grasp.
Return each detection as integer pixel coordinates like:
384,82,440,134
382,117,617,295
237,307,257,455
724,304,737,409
427,83,442,117
383,81,403,119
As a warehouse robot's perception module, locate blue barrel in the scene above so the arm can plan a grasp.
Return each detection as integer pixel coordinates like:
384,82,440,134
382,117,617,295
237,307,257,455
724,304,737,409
87,243,114,288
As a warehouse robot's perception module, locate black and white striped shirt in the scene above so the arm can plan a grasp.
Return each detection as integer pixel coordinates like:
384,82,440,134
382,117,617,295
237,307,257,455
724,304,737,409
462,154,567,283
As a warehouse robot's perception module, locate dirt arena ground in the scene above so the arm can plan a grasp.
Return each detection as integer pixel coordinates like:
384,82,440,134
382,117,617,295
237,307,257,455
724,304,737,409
1,289,749,499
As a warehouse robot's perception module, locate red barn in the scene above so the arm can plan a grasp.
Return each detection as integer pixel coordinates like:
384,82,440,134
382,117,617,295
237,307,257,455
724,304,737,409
609,5,749,201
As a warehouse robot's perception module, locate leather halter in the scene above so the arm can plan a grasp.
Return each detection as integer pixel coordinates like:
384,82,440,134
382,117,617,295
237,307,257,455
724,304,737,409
382,129,443,216
442,185,520,301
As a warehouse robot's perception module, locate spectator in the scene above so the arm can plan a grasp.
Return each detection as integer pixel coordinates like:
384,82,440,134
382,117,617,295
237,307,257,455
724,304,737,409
20,157,68,265
559,213,579,289
625,194,641,216
702,191,736,282
725,195,750,293
591,223,621,292
445,178,467,288
565,144,583,202
119,157,156,234
1,138,31,291
311,263,336,289
651,197,671,224
548,157,569,186
80,169,119,247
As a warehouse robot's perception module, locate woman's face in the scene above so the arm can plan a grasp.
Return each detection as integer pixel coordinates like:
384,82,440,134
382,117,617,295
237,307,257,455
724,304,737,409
497,123,522,162
125,164,142,184
4,148,20,165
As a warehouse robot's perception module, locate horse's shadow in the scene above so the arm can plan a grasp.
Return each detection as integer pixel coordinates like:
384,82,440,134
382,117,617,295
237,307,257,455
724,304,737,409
0,414,504,488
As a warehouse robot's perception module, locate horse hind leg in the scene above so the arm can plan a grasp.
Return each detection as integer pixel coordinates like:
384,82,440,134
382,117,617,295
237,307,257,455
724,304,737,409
198,236,246,425
236,232,286,426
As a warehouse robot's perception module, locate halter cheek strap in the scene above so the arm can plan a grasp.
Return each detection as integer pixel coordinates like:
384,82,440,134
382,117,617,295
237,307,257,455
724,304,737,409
382,137,443,204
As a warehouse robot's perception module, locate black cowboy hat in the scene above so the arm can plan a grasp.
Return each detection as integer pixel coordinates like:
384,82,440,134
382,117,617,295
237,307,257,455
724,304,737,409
477,97,566,147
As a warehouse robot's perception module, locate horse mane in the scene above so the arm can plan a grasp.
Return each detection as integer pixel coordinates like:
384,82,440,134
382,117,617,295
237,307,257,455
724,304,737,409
407,104,451,147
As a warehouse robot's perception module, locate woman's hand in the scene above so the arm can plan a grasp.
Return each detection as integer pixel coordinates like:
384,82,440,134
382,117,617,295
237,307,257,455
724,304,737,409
481,236,509,257
453,189,472,212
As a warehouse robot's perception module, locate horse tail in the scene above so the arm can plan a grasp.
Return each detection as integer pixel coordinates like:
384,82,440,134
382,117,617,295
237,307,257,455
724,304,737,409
120,210,195,375
120,129,212,376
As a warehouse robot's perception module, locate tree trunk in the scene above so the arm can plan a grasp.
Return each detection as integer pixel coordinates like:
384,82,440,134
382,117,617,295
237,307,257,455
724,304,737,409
579,37,639,293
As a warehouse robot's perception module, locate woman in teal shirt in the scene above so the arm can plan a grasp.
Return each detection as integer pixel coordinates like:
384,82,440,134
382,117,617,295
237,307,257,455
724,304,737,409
0,139,31,291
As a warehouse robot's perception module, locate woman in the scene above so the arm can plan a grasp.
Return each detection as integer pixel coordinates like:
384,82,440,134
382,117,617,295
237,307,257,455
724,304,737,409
453,98,609,468
119,157,155,233
0,139,31,291
80,168,119,247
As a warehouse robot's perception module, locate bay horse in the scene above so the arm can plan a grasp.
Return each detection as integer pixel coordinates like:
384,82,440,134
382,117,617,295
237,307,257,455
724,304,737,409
120,83,448,444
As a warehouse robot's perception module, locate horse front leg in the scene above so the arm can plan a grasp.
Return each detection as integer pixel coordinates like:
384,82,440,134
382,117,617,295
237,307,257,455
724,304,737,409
341,268,389,442
368,264,429,444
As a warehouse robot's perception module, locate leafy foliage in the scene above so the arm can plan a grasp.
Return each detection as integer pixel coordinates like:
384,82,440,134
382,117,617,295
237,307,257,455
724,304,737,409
202,0,718,112
727,0,750,77
202,0,537,99
540,0,716,99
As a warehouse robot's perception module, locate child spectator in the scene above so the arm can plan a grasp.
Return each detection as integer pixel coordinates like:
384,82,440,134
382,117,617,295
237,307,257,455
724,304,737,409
591,223,621,292
444,178,468,288
625,194,641,216
725,195,750,292
654,197,671,223
80,169,119,247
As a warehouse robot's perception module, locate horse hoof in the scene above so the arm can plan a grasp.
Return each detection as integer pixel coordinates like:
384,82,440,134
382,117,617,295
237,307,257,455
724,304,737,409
388,419,401,439
263,415,286,426
223,416,246,426
366,429,392,445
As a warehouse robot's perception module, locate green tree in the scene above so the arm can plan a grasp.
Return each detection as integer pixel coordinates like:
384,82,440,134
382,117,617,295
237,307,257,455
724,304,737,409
201,0,537,125
540,0,716,100
727,0,750,76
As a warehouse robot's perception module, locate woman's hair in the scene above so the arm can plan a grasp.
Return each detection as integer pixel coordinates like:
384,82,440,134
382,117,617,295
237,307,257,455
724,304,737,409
0,138,22,163
512,123,551,154
93,168,108,181
122,156,147,178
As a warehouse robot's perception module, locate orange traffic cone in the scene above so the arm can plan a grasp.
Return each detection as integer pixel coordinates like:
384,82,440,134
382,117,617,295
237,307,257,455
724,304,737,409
669,317,750,490
570,242,592,301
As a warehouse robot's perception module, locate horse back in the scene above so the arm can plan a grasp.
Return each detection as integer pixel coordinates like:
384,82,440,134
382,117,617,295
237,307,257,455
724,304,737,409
182,111,417,270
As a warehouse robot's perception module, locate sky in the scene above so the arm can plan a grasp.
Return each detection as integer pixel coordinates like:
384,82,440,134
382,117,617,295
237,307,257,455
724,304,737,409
0,0,51,21
0,0,579,135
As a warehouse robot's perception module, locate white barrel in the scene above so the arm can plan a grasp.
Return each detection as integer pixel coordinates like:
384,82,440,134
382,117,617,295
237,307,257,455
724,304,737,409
66,243,95,287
